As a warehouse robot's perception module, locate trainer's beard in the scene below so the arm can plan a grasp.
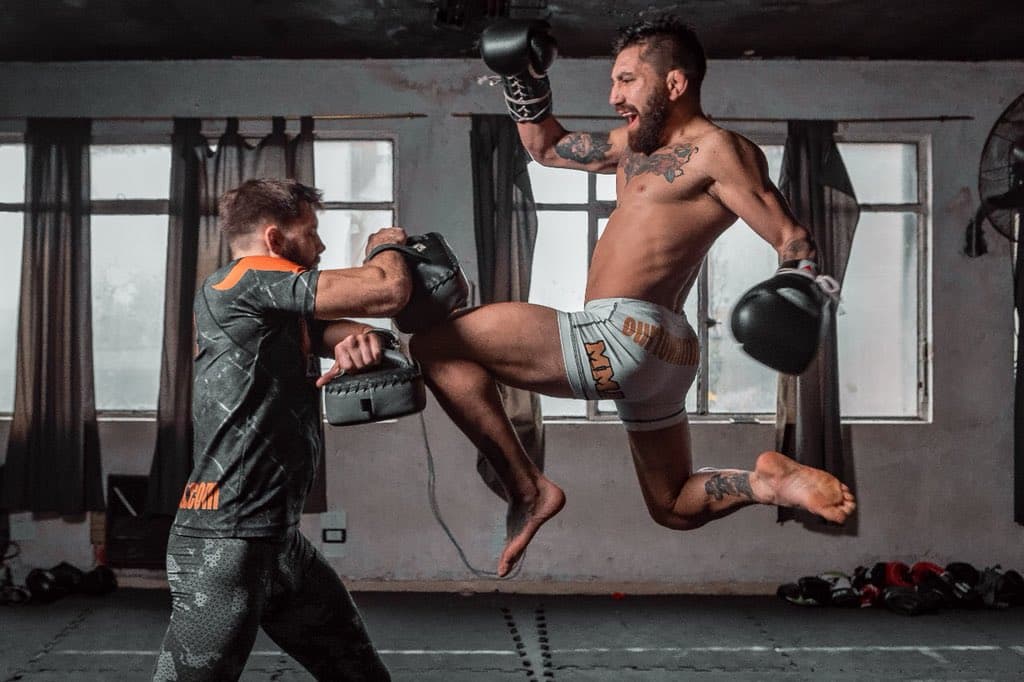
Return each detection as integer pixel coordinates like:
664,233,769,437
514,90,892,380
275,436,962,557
278,235,316,269
628,85,671,156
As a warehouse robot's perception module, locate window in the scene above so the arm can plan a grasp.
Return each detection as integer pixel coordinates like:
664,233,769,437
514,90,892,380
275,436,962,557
90,144,171,412
528,136,928,421
0,142,25,414
314,139,395,271
313,137,396,367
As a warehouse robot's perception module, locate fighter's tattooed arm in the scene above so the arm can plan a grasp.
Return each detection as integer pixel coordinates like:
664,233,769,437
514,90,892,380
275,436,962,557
780,235,818,262
622,144,698,184
555,132,612,164
704,472,755,501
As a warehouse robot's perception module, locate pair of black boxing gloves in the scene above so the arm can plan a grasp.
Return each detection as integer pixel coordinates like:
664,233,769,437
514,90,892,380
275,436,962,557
480,21,837,376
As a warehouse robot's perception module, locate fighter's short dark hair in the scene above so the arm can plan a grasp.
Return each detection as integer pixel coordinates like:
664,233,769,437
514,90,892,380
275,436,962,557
218,178,323,238
613,16,707,95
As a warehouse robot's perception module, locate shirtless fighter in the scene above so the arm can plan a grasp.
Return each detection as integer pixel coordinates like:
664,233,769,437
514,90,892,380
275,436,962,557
410,16,856,577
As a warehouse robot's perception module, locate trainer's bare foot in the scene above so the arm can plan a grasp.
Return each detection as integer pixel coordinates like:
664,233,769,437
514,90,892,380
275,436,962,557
499,477,566,577
752,451,856,523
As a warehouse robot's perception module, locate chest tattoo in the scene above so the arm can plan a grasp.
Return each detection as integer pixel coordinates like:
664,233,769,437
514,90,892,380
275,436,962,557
623,144,699,184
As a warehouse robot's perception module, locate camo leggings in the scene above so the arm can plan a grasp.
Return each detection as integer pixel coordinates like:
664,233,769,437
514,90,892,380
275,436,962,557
153,529,390,681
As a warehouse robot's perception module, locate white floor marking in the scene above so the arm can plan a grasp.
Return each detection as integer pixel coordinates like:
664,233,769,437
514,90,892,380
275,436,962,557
54,649,515,656
56,643,1007,660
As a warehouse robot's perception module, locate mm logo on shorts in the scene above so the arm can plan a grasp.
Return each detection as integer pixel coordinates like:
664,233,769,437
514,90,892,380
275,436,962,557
178,482,220,510
584,340,624,399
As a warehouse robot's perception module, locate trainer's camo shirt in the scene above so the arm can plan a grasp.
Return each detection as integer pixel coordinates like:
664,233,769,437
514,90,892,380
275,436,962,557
172,256,324,540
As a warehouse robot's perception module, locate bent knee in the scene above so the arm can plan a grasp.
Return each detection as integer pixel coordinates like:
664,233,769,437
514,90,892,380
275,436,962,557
647,505,707,531
408,331,447,364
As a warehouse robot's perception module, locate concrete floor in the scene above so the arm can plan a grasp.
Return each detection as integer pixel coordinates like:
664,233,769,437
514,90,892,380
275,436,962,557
1,589,1023,681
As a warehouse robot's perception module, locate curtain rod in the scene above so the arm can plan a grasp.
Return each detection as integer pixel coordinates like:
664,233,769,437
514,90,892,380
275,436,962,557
0,113,429,121
0,113,973,123
451,113,974,122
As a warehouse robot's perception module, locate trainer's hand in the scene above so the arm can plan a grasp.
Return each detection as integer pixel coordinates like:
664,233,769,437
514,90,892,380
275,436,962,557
316,329,388,388
365,227,407,260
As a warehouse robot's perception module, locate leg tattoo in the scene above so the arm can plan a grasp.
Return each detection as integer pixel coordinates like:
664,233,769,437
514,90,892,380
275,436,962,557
704,472,754,501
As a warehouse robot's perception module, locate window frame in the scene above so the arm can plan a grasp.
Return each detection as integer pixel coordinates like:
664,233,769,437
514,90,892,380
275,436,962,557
312,129,400,242
311,129,400,341
0,133,25,417
831,127,932,422
530,123,932,424
89,131,173,418
532,169,617,422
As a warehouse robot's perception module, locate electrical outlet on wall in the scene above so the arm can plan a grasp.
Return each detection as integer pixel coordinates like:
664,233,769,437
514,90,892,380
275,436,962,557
8,512,35,541
320,509,347,558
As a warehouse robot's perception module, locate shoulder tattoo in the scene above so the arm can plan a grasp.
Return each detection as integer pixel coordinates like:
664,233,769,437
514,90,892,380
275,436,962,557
555,132,612,164
623,144,698,184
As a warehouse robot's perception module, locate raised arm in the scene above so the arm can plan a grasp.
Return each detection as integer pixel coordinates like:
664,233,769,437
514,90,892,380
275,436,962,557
707,131,816,263
313,227,413,320
518,118,627,173
481,19,625,173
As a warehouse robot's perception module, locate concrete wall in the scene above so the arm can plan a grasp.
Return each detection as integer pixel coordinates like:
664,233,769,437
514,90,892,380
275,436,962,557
1,57,1022,591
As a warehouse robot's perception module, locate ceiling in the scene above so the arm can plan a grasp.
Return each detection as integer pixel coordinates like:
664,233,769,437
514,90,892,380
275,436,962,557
1,0,1022,62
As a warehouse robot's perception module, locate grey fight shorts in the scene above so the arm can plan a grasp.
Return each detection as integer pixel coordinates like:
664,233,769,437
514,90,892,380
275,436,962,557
557,298,699,431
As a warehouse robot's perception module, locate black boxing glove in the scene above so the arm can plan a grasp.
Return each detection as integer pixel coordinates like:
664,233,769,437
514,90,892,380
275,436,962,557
480,20,557,123
730,259,839,375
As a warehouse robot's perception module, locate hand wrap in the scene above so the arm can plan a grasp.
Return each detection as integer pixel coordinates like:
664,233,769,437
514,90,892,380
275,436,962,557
480,20,557,123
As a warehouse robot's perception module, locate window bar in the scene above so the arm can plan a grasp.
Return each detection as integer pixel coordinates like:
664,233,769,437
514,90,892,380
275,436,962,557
586,171,601,420
321,202,394,211
916,138,930,419
696,258,710,415
89,199,169,215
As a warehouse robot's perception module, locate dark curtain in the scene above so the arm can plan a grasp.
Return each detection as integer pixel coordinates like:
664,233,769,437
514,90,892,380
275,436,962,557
1,118,104,514
470,115,544,500
1016,235,1024,523
775,120,860,527
147,117,322,515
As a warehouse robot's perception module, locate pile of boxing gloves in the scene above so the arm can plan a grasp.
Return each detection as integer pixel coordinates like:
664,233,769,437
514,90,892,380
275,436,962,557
18,561,118,605
778,561,1024,615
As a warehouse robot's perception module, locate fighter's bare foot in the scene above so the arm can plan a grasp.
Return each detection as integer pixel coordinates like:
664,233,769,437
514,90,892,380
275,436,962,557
752,451,856,524
499,477,566,577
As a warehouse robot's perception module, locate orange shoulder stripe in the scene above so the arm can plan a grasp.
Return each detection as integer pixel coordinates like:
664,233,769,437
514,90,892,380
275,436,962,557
211,256,304,291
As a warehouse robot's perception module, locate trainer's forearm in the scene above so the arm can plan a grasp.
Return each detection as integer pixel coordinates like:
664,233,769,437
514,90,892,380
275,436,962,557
316,320,374,357
314,253,412,319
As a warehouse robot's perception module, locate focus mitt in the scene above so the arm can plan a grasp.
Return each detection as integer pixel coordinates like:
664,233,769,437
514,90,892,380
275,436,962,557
323,348,426,426
365,232,470,333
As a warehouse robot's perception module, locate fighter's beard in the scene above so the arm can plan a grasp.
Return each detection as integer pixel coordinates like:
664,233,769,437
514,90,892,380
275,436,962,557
627,85,671,156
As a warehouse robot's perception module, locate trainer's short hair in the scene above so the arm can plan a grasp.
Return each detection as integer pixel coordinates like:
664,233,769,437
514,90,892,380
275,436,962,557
613,16,706,95
218,178,323,239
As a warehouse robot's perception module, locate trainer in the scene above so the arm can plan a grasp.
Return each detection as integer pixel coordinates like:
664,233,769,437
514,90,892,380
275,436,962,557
153,178,409,682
